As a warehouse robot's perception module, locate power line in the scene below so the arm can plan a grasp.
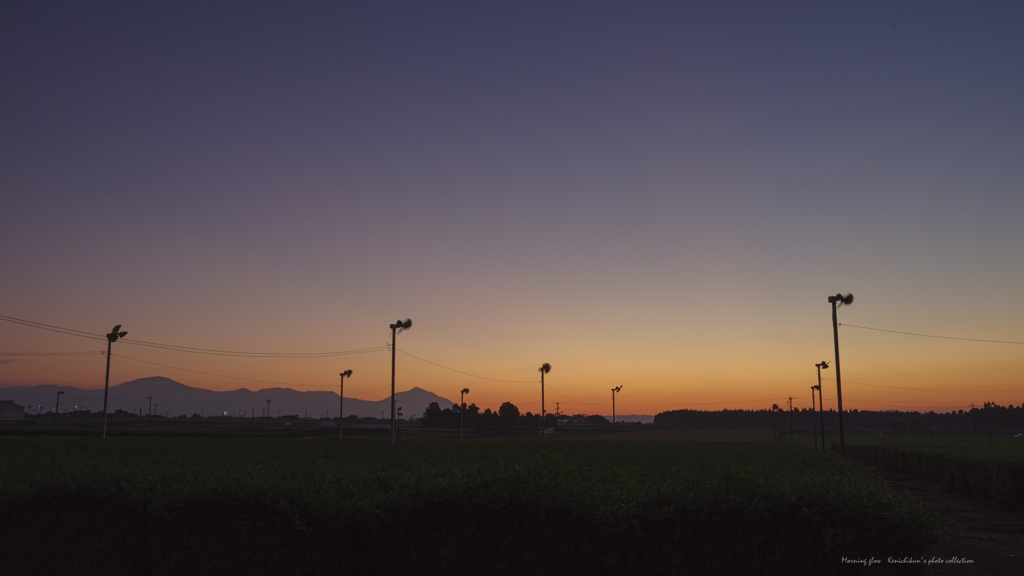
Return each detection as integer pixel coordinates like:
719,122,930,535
840,323,1024,345
823,376,1024,393
397,349,536,383
543,385,610,405
111,353,381,397
0,315,105,341
120,340,390,358
1,313,390,358
0,351,104,357
648,397,789,407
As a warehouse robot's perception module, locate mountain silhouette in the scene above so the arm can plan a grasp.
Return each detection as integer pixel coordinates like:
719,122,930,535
0,377,457,419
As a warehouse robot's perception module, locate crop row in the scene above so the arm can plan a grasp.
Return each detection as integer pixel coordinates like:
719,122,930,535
0,439,937,575
847,443,1024,509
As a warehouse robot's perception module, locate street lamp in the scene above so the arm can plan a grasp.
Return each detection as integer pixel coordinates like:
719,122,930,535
389,318,412,446
460,388,470,440
339,370,352,440
827,293,853,455
611,385,623,440
102,324,127,439
539,363,551,442
810,386,818,449
814,360,829,452
54,391,64,427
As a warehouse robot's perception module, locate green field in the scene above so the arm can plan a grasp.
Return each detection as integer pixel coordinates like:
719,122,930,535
0,436,938,575
841,437,1024,509
781,432,1024,509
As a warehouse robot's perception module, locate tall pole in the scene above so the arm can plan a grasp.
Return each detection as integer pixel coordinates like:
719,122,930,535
266,399,271,425
339,372,346,441
540,371,545,443
788,396,793,435
102,339,112,438
816,376,825,453
147,395,152,426
611,385,622,441
460,388,468,441
54,391,63,427
811,386,818,450
391,323,397,446
538,364,550,441
101,325,126,439
830,298,846,456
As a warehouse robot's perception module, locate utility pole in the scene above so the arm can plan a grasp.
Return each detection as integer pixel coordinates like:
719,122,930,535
788,397,793,435
971,403,977,435
611,385,623,441
827,293,853,456
54,391,64,427
251,405,255,426
102,324,127,439
266,399,271,425
959,409,964,445
147,395,152,426
460,388,469,440
815,362,828,453
388,319,412,446
339,370,352,440
811,386,818,450
538,363,551,442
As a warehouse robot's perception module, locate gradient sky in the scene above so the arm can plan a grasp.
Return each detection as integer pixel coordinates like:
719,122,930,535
2,1,1023,415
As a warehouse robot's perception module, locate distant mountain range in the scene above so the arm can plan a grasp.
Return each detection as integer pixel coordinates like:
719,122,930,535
0,376,458,419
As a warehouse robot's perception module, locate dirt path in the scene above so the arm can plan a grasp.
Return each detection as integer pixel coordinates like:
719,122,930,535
850,458,1024,575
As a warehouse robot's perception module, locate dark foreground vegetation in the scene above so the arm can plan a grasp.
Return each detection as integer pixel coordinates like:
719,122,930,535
0,438,937,575
847,438,1024,510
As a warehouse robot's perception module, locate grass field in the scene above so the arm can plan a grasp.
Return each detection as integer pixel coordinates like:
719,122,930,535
0,436,938,575
842,438,1024,510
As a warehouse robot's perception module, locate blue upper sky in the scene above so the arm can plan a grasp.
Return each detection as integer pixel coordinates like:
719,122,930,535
2,2,1023,412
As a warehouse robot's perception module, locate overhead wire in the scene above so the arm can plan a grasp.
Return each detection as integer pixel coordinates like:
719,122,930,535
822,376,1024,393
1,313,389,358
111,353,383,398
0,315,106,341
0,351,104,357
119,340,390,358
396,349,537,383
840,323,1024,345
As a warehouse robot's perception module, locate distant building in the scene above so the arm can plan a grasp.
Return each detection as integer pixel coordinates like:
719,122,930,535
0,401,25,420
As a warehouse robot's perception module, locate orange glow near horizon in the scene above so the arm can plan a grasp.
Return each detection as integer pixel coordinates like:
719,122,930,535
2,311,1022,416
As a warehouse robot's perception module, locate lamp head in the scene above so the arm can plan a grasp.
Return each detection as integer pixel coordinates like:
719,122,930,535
539,363,551,374
829,293,854,306
106,325,126,343
391,318,412,332
341,370,352,378
612,385,623,393
461,388,469,394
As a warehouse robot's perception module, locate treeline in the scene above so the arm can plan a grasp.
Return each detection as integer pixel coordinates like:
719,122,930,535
421,402,611,429
655,402,1024,434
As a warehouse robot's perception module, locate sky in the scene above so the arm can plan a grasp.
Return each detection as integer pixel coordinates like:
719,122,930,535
2,1,1023,415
